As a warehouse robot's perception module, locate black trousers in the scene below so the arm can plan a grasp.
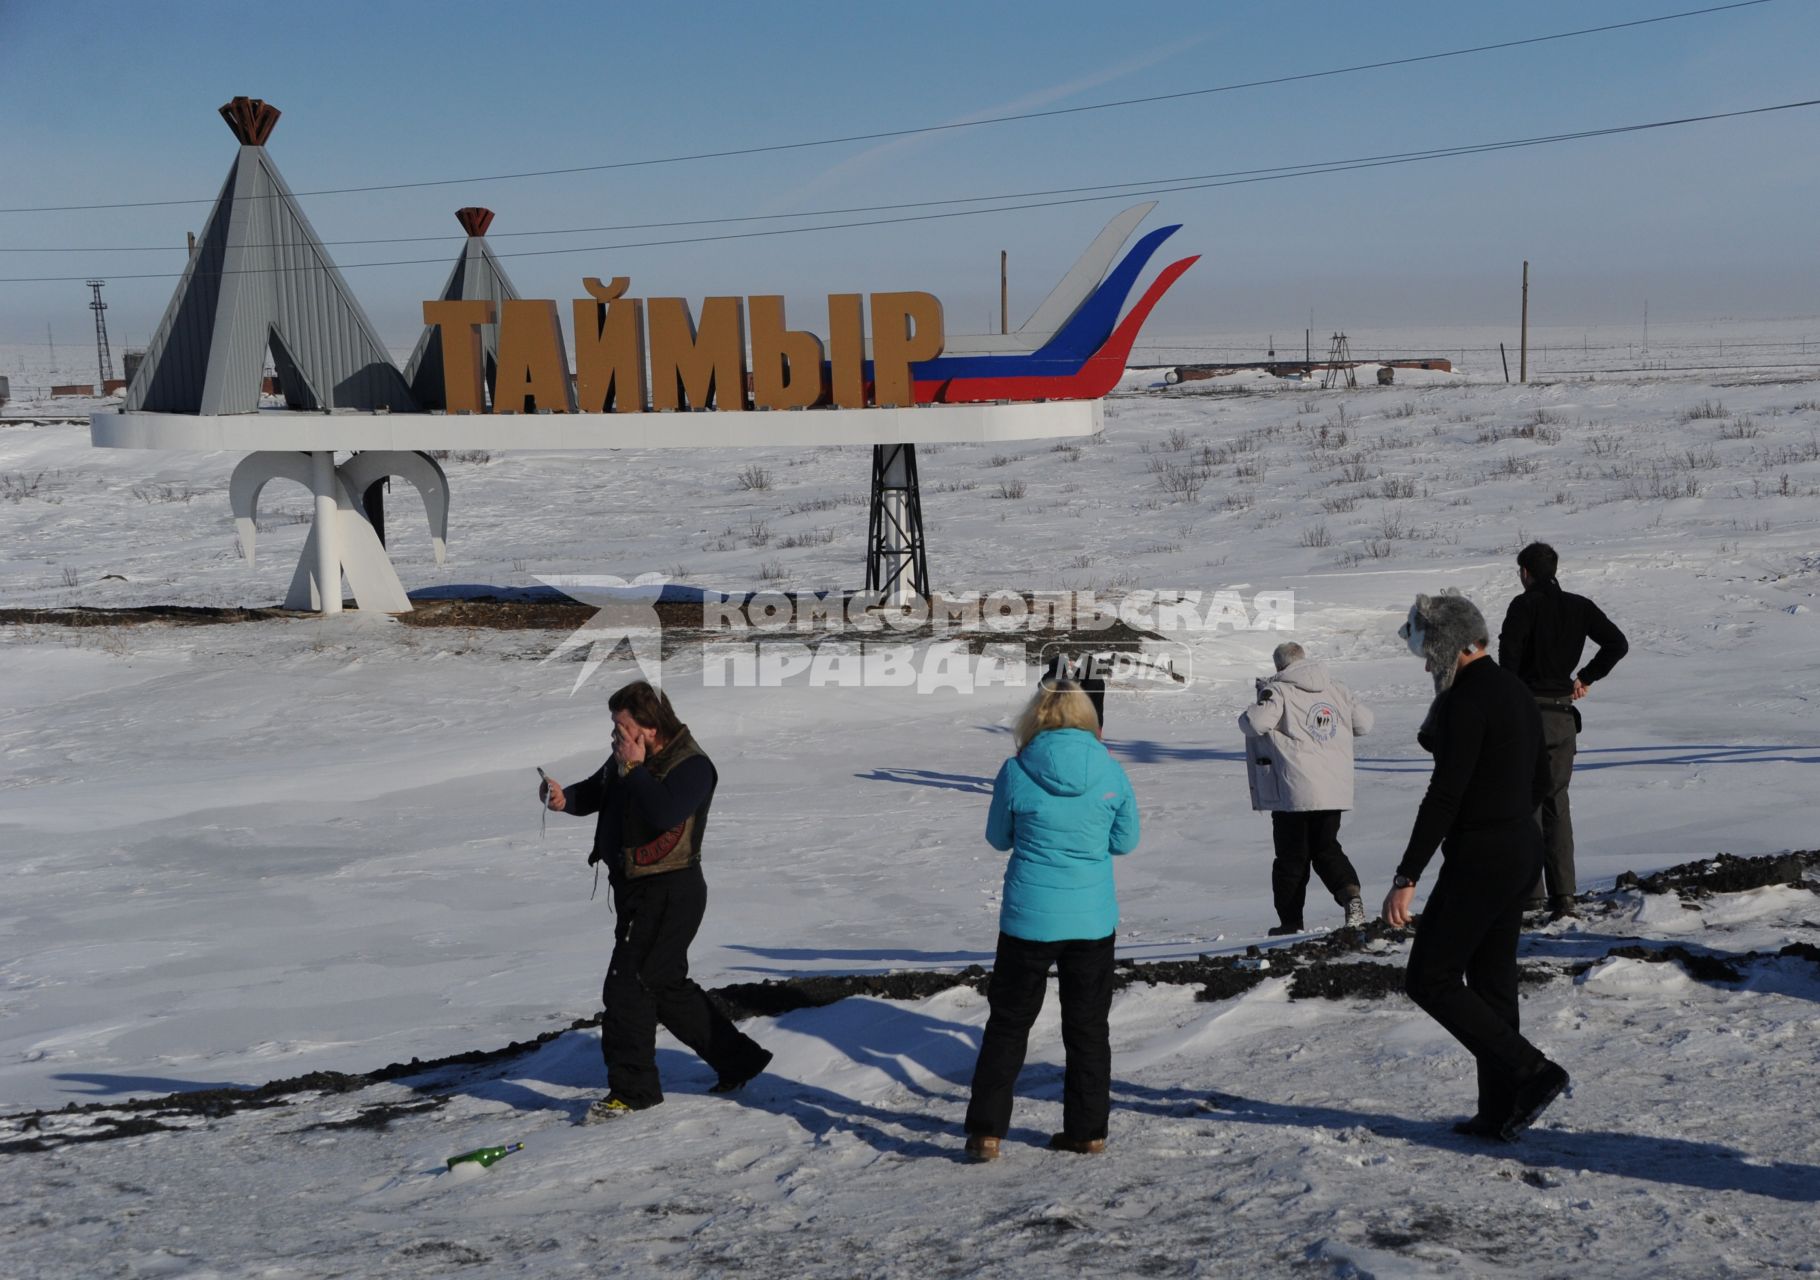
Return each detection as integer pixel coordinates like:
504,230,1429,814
1270,810,1362,928
1405,832,1549,1118
966,932,1115,1142
1535,703,1578,899
603,864,767,1107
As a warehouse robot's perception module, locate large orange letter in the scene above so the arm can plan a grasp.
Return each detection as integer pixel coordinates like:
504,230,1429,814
573,278,646,413
495,300,576,413
649,296,748,411
827,293,866,409
870,291,943,407
748,296,826,410
422,299,494,413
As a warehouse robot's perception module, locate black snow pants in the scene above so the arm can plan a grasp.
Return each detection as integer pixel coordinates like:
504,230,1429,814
603,864,767,1107
966,931,1116,1143
1270,810,1362,928
1404,829,1549,1119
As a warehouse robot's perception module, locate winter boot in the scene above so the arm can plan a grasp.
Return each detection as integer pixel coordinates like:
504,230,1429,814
1048,1133,1106,1155
964,1134,1001,1162
581,1095,658,1125
1500,1061,1570,1141
710,1048,774,1095
1343,897,1368,928
1266,923,1304,937
1547,895,1578,921
1451,1113,1509,1141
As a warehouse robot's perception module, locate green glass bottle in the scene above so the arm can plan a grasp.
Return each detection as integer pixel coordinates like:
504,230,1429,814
445,1142,523,1170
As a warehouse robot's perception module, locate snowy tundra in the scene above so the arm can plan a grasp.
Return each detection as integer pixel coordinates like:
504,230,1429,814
2,336,1818,1277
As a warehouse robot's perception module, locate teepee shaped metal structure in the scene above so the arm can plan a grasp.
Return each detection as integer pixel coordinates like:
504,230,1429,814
403,207,520,409
126,97,415,415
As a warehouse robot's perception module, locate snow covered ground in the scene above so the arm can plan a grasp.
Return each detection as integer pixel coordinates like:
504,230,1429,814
3,339,1819,1276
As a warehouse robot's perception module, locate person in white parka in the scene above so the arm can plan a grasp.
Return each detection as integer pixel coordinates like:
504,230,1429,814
1239,642,1375,934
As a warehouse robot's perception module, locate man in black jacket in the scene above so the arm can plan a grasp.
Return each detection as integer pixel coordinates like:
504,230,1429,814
544,681,771,1122
1385,592,1568,1141
1498,543,1629,918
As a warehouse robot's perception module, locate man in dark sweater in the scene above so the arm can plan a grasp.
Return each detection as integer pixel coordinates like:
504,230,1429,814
543,681,771,1122
1385,592,1569,1141
1498,542,1629,918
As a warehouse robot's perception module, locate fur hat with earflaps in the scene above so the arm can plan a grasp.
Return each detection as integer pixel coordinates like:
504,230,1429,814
1398,590,1490,693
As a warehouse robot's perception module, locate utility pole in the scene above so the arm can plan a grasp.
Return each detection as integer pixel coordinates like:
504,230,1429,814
999,250,1008,335
88,280,115,386
46,322,56,373
1520,260,1530,384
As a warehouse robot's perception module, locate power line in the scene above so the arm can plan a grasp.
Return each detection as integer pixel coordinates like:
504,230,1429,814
0,1,1774,217
5,124,1781,256
4,97,1814,285
0,149,1441,253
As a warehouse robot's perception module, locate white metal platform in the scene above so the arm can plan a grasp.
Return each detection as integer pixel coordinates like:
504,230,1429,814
89,400,1102,452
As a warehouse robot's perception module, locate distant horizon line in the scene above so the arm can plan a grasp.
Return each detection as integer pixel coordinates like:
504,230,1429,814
4,312,1820,356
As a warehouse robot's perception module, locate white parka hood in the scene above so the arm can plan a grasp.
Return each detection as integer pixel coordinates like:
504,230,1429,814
1271,659,1332,694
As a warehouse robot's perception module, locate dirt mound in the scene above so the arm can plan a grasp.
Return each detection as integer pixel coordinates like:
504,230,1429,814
0,604,292,627
1288,960,1555,1002
1613,850,1819,898
1288,962,1409,1001
2,596,1166,668
714,968,989,1019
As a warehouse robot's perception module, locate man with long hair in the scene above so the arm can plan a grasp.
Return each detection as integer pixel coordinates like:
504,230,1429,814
544,681,771,1122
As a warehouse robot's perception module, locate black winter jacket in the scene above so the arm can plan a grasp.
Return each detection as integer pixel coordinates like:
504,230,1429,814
1397,657,1549,882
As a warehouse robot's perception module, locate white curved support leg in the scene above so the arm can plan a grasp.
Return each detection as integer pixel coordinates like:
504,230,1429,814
231,450,410,613
230,451,316,567
310,451,342,615
284,506,411,614
333,506,411,612
337,450,450,565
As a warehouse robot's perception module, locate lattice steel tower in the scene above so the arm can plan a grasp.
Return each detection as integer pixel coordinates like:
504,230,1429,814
1320,331,1356,390
88,280,115,385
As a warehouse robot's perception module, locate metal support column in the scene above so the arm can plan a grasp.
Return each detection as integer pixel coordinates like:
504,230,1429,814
865,442,927,605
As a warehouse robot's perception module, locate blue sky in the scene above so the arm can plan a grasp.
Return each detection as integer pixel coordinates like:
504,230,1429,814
2,0,1815,351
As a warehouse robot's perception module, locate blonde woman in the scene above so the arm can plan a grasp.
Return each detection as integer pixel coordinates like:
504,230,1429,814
964,680,1140,1161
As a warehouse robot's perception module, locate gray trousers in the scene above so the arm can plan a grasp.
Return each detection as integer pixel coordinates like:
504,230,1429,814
1535,702,1578,899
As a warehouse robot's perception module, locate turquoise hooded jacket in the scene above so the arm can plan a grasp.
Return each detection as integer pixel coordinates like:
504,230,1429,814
986,728,1140,942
